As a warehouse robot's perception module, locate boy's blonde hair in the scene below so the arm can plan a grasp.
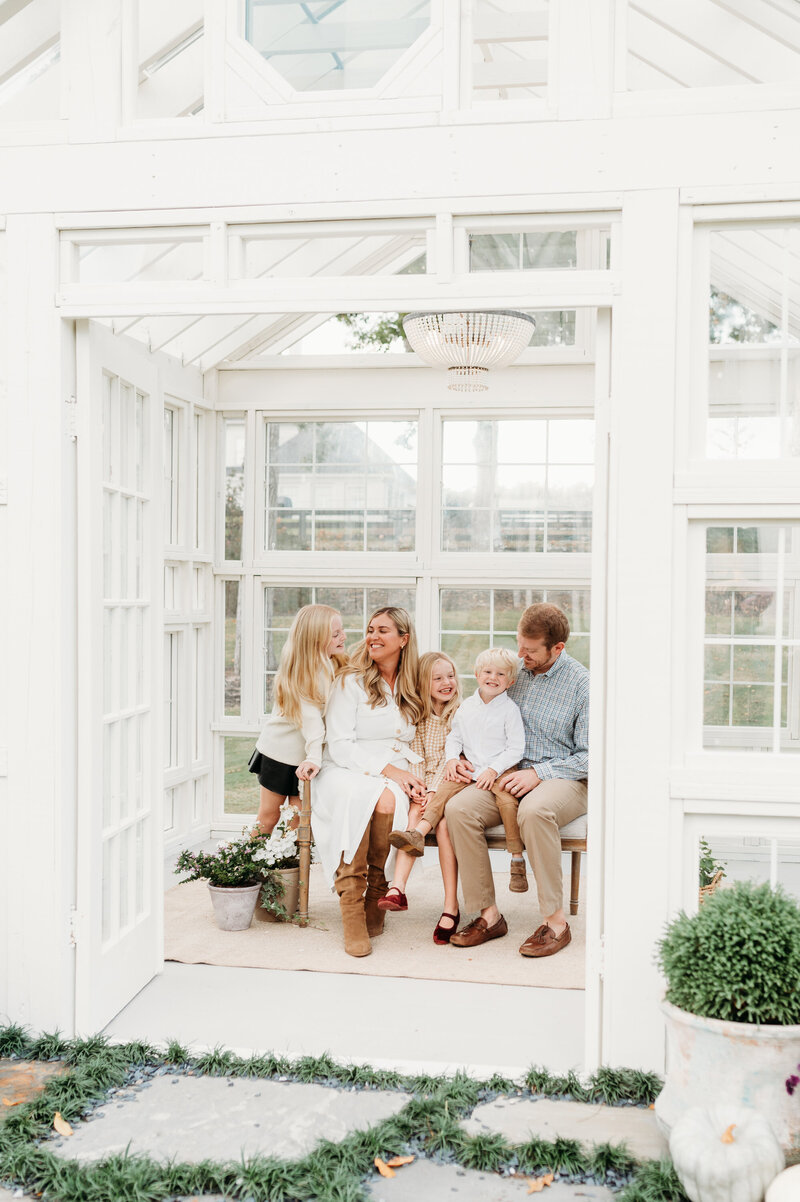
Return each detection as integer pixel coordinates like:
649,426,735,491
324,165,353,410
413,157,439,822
417,651,462,727
474,646,519,682
274,604,347,728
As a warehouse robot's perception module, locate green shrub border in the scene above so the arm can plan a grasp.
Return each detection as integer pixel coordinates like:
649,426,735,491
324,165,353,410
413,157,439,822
0,1024,686,1201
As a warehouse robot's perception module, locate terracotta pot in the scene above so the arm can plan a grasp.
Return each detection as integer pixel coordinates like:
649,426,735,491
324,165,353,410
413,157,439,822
207,881,262,931
254,867,300,923
656,999,800,1162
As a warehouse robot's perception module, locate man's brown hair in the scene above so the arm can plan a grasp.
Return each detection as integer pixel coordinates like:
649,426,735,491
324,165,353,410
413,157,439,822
518,603,569,649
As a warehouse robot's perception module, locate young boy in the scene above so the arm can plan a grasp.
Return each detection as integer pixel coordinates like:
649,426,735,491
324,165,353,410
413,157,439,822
389,647,530,892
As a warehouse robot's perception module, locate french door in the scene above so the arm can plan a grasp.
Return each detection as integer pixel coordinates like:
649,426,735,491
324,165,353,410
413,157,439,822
75,320,163,1031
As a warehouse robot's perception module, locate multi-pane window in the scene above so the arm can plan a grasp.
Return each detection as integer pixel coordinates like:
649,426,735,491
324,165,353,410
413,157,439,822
261,584,416,713
703,524,800,752
263,419,418,553
698,833,800,904
440,586,590,694
707,226,800,460
441,418,593,553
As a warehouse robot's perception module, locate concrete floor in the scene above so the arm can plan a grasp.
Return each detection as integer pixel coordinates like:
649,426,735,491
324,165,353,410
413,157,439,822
105,962,585,1078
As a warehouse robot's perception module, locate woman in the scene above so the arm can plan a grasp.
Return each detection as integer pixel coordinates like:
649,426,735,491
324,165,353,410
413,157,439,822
249,604,347,833
311,606,425,957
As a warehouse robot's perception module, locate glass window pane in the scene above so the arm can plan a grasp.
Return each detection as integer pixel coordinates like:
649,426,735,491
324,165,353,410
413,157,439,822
439,586,590,687
245,3,432,93
702,522,800,752
262,584,416,714
224,736,258,816
225,418,245,561
707,227,800,459
264,419,417,553
441,419,594,555
225,580,242,717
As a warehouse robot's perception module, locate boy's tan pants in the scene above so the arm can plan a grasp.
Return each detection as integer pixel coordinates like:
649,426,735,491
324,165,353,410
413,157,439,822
421,769,524,855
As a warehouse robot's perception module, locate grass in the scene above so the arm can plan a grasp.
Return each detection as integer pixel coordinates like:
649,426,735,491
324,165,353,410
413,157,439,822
0,1026,683,1202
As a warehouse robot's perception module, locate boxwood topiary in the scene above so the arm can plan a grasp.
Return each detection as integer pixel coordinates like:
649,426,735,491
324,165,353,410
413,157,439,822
657,880,800,1025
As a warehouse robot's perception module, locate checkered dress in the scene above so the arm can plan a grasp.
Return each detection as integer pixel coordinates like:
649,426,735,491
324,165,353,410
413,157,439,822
411,713,450,793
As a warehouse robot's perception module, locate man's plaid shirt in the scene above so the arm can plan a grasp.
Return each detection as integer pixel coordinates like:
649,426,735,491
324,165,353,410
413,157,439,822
507,650,589,780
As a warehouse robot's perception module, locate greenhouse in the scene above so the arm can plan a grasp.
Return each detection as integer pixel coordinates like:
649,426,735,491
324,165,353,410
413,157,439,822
2,0,800,1077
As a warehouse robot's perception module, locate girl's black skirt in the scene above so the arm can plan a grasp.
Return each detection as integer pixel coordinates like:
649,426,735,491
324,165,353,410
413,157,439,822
248,749,300,796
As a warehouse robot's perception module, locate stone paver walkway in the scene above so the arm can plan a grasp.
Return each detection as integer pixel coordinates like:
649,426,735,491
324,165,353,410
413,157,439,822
52,1075,410,1164
463,1097,668,1161
1,1062,667,1200
366,1162,615,1201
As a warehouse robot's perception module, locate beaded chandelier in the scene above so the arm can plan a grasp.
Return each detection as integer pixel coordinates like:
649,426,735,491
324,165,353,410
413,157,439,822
402,310,535,391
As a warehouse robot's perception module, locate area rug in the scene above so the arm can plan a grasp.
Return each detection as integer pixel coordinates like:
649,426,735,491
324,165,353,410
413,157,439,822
165,865,585,990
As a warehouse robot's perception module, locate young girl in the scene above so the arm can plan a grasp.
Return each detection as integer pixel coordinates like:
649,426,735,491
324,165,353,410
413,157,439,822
248,604,347,834
378,651,463,944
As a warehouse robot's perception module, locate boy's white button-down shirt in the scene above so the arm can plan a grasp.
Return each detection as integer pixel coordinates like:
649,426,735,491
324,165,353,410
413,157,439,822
444,691,525,777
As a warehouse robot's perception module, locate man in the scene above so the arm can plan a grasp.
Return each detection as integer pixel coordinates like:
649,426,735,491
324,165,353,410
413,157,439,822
447,602,588,958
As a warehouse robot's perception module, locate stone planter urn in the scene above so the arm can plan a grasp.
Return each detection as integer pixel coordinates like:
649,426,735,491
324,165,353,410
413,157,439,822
254,867,300,923
655,999,800,1162
207,881,262,931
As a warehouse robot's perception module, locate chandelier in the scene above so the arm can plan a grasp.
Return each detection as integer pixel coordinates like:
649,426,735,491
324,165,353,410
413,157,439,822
402,310,535,391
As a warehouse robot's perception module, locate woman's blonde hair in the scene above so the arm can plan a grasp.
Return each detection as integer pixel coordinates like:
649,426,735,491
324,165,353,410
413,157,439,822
274,604,347,728
341,606,423,724
417,651,462,728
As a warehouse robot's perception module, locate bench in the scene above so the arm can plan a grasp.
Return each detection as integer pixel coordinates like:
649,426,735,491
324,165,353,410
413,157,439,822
296,783,587,923
424,812,588,915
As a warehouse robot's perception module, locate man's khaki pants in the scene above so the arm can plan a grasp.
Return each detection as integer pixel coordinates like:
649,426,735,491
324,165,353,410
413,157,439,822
446,778,588,918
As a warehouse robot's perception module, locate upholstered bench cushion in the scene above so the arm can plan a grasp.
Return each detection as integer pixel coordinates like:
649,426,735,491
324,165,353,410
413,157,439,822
484,812,587,841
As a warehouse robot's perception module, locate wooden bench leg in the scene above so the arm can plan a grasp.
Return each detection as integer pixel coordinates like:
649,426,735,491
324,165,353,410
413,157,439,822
297,780,312,926
569,850,581,916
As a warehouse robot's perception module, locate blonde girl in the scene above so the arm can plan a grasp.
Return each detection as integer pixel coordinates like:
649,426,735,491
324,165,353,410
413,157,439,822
381,652,463,945
249,604,347,833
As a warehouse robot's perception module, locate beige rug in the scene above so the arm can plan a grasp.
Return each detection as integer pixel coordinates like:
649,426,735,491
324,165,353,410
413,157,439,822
165,865,585,990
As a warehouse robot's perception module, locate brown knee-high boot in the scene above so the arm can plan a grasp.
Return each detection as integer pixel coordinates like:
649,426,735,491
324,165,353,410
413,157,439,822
334,825,371,957
364,811,394,938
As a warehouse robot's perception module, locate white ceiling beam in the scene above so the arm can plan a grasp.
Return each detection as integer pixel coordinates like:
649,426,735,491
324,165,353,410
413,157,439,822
61,0,122,134
56,269,620,317
0,0,36,25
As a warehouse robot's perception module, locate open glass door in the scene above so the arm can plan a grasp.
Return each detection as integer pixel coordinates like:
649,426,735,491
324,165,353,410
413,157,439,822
74,320,163,1032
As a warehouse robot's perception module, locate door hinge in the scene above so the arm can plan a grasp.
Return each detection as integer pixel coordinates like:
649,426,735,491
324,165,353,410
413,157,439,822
68,907,81,947
65,395,77,442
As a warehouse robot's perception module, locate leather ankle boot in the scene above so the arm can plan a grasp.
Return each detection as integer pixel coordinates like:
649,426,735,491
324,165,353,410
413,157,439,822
334,827,371,957
364,811,394,937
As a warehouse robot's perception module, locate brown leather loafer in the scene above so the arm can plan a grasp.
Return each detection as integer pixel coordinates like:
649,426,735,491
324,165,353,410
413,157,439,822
519,922,571,958
450,913,508,947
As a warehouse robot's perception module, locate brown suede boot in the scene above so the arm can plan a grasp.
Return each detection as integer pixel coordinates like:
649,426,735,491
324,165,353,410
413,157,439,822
334,827,371,957
364,811,394,937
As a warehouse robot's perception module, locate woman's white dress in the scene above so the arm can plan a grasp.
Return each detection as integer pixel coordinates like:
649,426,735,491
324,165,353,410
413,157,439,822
311,674,420,887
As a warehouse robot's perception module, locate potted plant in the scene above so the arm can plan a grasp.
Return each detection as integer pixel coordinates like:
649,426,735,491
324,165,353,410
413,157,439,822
175,830,277,931
655,880,800,1159
252,800,302,923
